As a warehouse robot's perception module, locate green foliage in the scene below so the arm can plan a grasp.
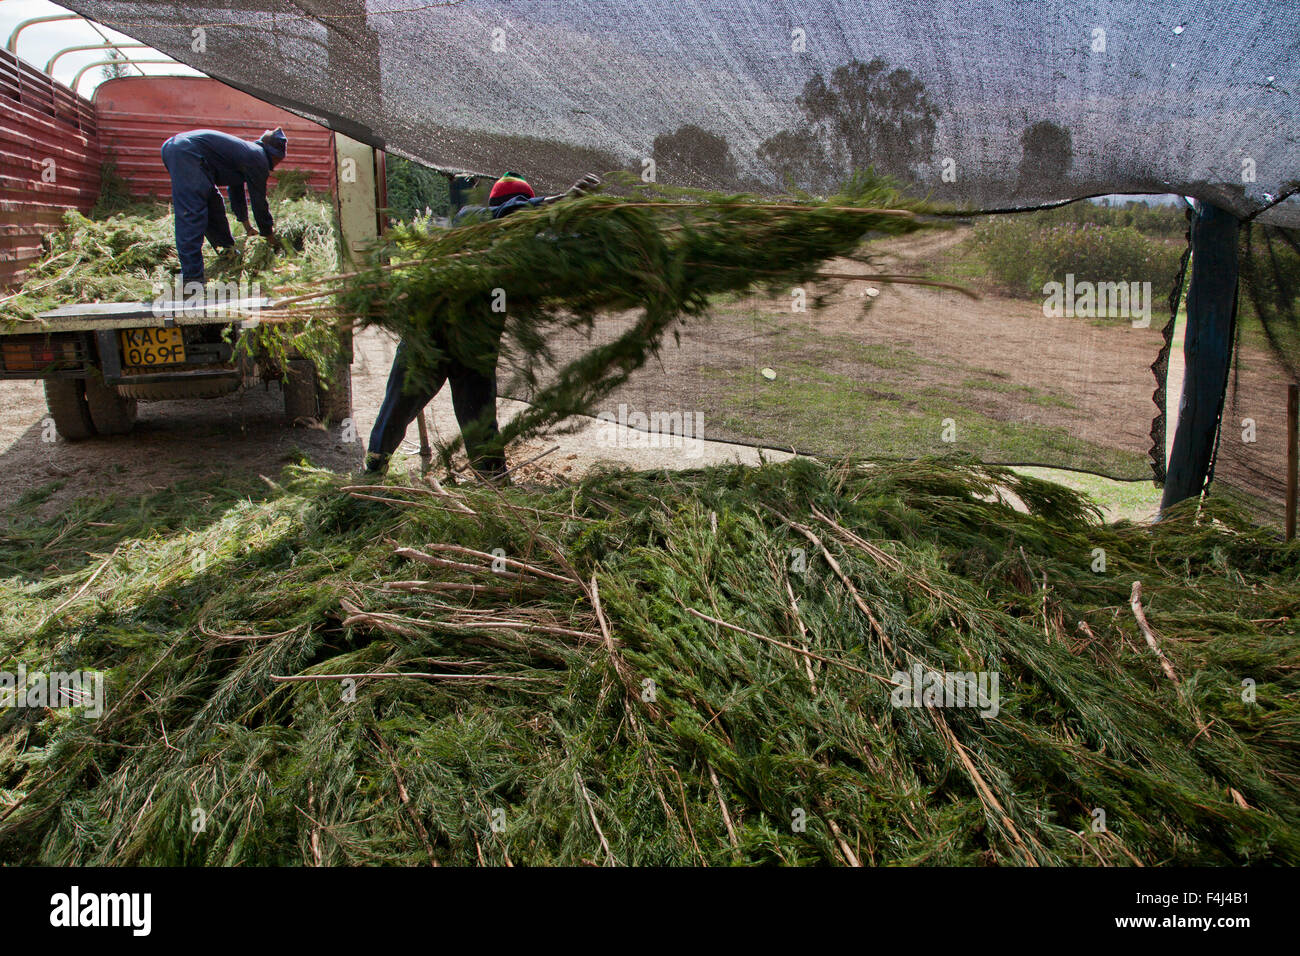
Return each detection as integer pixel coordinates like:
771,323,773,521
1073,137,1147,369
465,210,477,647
1058,198,1189,239
1238,223,1300,370
0,198,343,376
269,168,315,201
384,157,450,222
90,159,136,218
3,198,336,309
99,49,131,82
972,214,1186,300
0,457,1296,865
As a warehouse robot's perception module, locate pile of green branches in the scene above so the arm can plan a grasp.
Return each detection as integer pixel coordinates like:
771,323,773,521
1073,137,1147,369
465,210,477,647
338,175,935,455
2,198,337,320
1,457,1296,865
0,197,345,382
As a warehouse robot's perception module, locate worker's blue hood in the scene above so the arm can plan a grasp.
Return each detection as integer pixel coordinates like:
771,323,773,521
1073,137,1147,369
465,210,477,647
259,128,287,161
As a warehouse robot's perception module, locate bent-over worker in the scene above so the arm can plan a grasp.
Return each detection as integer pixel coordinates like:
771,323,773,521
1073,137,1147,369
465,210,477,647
160,127,288,286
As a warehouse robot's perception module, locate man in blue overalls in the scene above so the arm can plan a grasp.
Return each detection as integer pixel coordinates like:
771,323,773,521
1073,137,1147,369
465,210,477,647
160,128,288,286
365,170,601,479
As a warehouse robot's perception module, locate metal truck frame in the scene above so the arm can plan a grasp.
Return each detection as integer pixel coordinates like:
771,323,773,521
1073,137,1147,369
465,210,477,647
0,298,351,439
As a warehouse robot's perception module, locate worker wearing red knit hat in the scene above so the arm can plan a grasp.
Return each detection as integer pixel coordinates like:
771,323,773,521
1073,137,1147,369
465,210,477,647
487,172,536,206
366,170,602,479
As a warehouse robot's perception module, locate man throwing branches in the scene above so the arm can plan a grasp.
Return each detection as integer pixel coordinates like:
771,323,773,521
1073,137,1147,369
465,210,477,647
365,170,602,479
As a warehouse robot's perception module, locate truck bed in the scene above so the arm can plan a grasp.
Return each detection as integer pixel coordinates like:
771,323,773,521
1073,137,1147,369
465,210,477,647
25,298,274,332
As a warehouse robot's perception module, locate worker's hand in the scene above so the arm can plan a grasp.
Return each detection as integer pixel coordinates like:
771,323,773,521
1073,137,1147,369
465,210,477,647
567,173,602,197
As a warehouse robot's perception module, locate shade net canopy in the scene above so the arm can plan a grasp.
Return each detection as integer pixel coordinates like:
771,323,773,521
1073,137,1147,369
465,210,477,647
60,0,1299,515
66,0,1298,223
498,201,1186,482
1214,223,1300,519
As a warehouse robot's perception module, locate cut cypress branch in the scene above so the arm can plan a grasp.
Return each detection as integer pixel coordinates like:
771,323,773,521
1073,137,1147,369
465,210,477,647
334,175,942,457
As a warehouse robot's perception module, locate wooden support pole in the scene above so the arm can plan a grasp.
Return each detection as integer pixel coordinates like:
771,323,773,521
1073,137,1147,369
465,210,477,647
1287,383,1298,542
416,410,433,471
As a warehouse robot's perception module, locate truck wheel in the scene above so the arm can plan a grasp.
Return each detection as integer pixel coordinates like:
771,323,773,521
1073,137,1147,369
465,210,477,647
116,373,241,400
317,362,353,426
43,378,97,441
84,374,137,435
283,359,319,424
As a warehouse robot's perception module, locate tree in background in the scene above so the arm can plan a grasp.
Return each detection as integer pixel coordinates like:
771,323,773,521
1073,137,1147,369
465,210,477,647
652,124,738,188
756,125,838,194
100,49,132,82
385,156,451,222
796,58,939,183
1018,120,1073,187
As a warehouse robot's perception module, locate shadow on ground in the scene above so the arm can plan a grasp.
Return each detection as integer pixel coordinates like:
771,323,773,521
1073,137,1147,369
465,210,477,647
0,381,364,518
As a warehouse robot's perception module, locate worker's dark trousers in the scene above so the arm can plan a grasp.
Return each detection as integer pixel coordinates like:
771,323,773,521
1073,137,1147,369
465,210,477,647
160,140,234,284
368,341,506,477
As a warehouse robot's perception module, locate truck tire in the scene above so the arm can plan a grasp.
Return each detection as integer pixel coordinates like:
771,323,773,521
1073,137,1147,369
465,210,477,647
84,374,137,435
283,359,319,424
43,378,97,441
116,373,241,401
317,362,353,426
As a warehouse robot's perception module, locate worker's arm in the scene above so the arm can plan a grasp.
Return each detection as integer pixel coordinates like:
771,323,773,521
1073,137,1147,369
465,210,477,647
542,173,602,204
227,179,250,229
490,176,603,221
247,177,274,239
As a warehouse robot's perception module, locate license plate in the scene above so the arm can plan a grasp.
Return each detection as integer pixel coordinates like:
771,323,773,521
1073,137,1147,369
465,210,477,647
119,327,186,368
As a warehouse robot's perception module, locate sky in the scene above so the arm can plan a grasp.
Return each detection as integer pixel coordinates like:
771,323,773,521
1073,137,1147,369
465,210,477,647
1,0,198,96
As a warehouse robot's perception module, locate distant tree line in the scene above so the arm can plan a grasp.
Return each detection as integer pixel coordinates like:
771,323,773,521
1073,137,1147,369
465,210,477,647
391,58,1084,205
385,156,450,221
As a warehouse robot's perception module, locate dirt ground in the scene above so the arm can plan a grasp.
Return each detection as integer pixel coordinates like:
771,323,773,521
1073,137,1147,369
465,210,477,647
554,229,1174,472
0,324,788,518
1,227,1191,518
830,230,1170,457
